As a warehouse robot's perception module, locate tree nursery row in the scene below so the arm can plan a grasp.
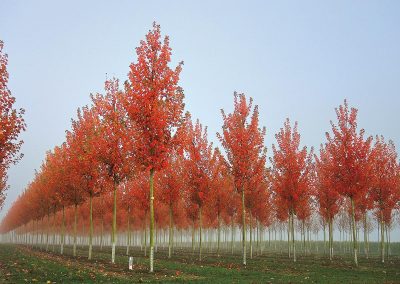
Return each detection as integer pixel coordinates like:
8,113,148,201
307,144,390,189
0,24,399,272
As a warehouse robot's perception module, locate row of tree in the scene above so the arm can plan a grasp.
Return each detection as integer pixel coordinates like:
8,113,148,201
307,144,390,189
0,24,399,272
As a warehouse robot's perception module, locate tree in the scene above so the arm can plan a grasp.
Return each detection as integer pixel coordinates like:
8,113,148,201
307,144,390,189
315,144,342,260
0,40,25,207
325,100,372,266
68,106,102,259
208,148,233,257
44,145,70,254
370,136,399,263
217,93,266,265
158,150,184,258
270,118,314,262
183,117,213,261
246,164,270,259
124,22,185,272
127,175,150,255
92,78,133,263
64,133,89,256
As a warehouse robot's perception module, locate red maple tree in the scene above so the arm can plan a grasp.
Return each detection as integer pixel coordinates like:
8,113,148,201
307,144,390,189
183,117,213,261
315,144,342,260
217,92,266,265
0,40,25,207
369,136,399,263
270,118,313,262
91,78,133,263
123,23,185,272
325,100,372,266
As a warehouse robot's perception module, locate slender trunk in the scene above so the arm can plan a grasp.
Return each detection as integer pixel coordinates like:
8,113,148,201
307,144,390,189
126,207,131,256
329,217,333,260
367,223,370,256
88,194,93,260
168,205,173,259
40,218,44,249
256,221,260,255
291,211,296,262
363,213,368,259
386,224,390,259
231,218,234,255
73,203,77,257
52,209,56,252
192,222,195,254
199,206,203,261
111,182,118,264
288,215,291,258
46,213,50,251
249,212,253,259
350,198,358,266
149,168,155,273
61,206,65,255
377,220,380,255
302,220,305,255
323,221,326,255
82,222,85,249
217,211,221,257
100,215,104,251
381,211,385,263
241,189,246,265
144,216,147,256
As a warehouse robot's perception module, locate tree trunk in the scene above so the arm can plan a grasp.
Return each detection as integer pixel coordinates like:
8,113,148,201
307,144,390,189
100,215,104,251
88,194,93,260
231,218,234,255
61,206,65,255
302,220,305,256
40,218,44,250
350,198,358,266
323,221,326,255
192,222,195,254
199,206,203,261
291,211,296,262
386,224,390,259
249,212,253,259
52,209,56,252
149,168,155,273
73,203,77,257
126,206,131,256
217,211,221,257
46,212,50,251
111,182,118,264
329,217,333,260
168,205,173,258
381,211,385,263
288,215,291,258
241,189,246,265
144,217,147,256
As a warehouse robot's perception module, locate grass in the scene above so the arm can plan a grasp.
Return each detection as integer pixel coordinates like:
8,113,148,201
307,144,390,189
0,243,399,283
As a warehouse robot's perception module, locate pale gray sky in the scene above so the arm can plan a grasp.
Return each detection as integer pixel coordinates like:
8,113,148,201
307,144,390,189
1,0,399,240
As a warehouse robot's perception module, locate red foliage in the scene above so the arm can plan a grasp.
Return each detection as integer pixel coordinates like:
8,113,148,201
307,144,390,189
91,78,133,185
369,136,399,224
325,100,372,201
218,93,266,194
315,144,342,223
184,117,213,209
124,22,185,172
271,119,313,219
0,40,25,206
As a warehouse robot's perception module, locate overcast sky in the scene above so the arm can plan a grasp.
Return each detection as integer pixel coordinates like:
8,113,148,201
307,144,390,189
1,1,399,240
